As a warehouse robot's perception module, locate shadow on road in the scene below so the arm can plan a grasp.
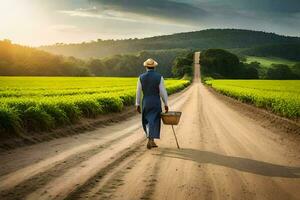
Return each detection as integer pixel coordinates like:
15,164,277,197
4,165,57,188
154,148,300,178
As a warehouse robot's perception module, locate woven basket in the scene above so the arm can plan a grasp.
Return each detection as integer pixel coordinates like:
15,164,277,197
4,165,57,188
161,111,182,125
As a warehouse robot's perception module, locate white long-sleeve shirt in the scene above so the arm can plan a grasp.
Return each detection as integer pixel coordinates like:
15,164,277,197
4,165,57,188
135,76,168,106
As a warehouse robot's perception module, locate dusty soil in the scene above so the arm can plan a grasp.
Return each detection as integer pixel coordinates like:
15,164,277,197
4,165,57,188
0,106,138,151
0,52,299,200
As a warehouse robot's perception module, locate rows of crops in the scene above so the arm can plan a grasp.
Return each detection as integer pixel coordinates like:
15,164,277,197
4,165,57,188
205,80,300,118
0,77,190,134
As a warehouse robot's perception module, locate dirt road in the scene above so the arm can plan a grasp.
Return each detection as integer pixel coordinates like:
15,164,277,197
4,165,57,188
1,52,300,200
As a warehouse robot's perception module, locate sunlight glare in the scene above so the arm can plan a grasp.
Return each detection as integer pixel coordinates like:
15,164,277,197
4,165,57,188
1,0,35,27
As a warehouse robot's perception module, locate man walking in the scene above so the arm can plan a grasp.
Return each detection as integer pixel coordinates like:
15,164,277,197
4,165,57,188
136,58,169,149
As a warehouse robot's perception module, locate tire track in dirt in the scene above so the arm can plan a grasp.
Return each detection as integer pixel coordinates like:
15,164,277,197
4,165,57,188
70,148,161,200
79,148,163,200
139,156,162,200
24,133,144,200
0,127,141,200
0,124,141,188
65,142,148,200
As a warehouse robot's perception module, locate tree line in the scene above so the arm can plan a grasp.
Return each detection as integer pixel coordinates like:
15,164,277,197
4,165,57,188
0,40,190,77
0,40,88,76
200,49,300,80
266,63,300,80
87,49,190,77
1,39,299,80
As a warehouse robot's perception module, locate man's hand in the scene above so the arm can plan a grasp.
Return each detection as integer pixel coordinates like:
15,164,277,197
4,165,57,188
136,105,141,114
165,106,169,113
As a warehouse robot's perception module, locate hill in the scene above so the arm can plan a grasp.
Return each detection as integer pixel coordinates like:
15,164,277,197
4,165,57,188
233,44,300,61
40,29,300,59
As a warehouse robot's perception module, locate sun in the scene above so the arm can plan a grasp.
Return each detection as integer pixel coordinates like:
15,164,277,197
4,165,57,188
1,0,34,24
0,0,48,45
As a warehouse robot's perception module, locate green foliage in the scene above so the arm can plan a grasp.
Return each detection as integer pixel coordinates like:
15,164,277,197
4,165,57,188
172,51,194,77
38,102,69,126
87,49,190,77
73,98,102,118
0,40,186,77
266,64,298,80
56,101,81,123
201,49,240,78
240,62,259,79
23,106,54,132
200,49,258,79
0,77,190,134
243,56,299,79
0,105,21,136
202,77,214,83
0,40,89,76
94,96,123,113
291,63,300,77
205,80,300,118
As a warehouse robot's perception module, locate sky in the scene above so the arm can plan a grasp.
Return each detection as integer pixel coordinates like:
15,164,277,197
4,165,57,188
0,0,299,46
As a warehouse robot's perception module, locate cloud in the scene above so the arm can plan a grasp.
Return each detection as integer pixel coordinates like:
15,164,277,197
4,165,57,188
69,0,208,25
58,0,300,37
232,0,300,13
58,4,202,27
186,0,300,32
59,7,148,23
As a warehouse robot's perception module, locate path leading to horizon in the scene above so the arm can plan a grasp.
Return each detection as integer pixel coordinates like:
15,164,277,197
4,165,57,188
0,52,300,200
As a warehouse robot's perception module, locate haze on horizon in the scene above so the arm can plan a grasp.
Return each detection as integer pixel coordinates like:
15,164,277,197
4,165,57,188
1,0,300,46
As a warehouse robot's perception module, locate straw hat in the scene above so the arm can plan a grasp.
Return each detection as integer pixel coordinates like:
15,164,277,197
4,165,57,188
143,58,158,67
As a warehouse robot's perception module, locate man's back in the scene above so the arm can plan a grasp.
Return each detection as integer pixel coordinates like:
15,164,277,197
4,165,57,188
139,70,161,97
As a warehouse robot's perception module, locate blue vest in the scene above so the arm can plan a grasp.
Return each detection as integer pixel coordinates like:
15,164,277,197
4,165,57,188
139,70,162,97
139,69,162,139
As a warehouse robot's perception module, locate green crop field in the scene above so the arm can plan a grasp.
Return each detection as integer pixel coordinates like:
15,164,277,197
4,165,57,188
205,80,300,118
0,77,190,134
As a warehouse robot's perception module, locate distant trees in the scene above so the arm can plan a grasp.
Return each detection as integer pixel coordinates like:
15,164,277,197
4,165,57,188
240,62,259,79
0,40,190,77
172,51,194,77
266,64,298,80
87,54,141,77
0,40,90,76
86,49,190,77
201,49,240,78
200,49,258,79
291,63,300,77
2,35,299,79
